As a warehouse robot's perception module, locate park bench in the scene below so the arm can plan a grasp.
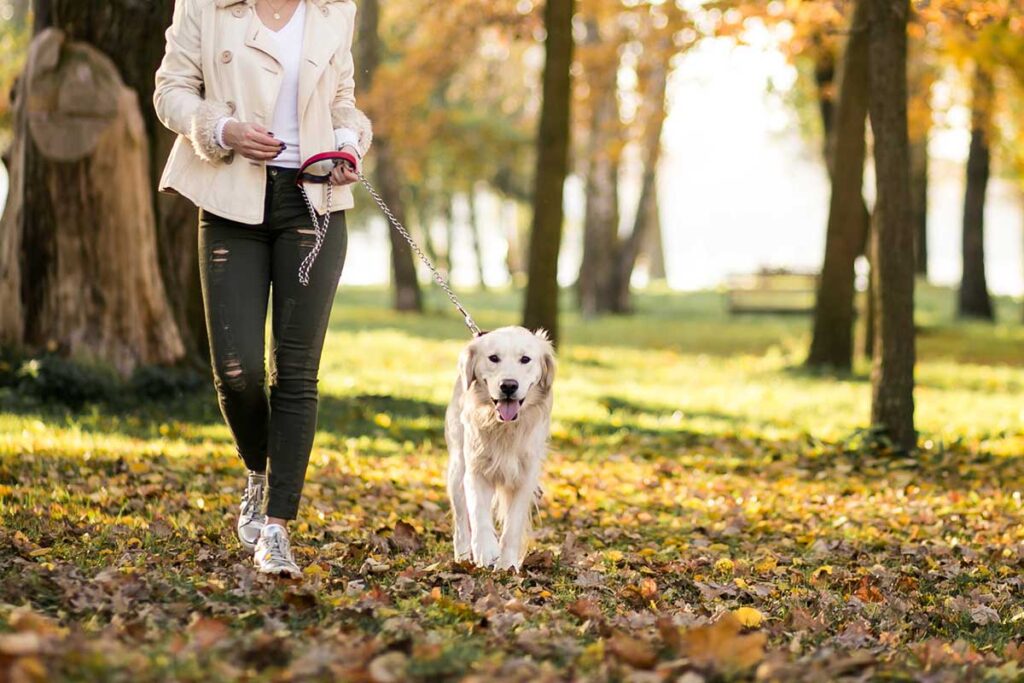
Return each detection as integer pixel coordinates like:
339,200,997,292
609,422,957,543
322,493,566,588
725,269,819,315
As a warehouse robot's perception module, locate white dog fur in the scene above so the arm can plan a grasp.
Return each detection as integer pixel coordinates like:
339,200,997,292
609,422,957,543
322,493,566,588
445,326,556,570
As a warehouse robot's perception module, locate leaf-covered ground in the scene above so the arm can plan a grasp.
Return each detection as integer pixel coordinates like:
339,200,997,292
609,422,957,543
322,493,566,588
2,286,1024,682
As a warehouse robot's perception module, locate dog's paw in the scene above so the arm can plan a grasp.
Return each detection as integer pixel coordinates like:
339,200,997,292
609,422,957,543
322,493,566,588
471,536,500,568
495,555,521,572
453,534,472,562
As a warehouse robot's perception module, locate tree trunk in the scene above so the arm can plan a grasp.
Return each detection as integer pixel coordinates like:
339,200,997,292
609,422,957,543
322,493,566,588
442,192,455,274
468,185,487,290
504,199,526,279
1,28,184,373
867,0,916,451
357,0,422,312
806,0,871,370
958,65,993,320
577,19,621,317
862,232,875,361
910,136,928,277
614,50,669,313
377,140,422,311
814,48,836,165
522,0,575,342
30,0,207,364
641,182,666,280
907,31,932,279
411,185,441,272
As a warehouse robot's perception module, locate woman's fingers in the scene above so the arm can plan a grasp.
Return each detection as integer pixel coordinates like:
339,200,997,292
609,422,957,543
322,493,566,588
329,164,358,185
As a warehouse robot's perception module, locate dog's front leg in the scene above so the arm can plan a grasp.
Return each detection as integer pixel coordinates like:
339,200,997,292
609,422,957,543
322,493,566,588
447,454,472,561
464,471,499,567
497,470,538,570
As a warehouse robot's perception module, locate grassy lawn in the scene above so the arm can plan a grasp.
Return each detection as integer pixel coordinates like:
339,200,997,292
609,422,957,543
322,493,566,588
2,284,1024,681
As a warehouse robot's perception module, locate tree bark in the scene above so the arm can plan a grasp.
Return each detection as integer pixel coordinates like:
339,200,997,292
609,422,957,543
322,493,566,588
907,30,932,279
357,0,422,311
957,65,993,320
814,48,836,165
1,28,184,373
867,0,916,451
522,0,575,342
806,0,871,371
910,136,928,277
614,50,669,313
30,0,207,364
641,182,666,280
577,19,621,317
468,186,487,290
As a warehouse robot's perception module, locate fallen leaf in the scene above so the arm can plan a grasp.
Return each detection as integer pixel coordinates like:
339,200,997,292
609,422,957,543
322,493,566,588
969,604,1000,625
606,631,658,669
679,614,766,674
187,616,229,650
568,598,603,623
733,607,764,628
391,520,422,553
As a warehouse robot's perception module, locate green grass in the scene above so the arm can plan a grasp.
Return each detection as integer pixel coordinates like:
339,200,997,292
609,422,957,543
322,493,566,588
2,283,1024,681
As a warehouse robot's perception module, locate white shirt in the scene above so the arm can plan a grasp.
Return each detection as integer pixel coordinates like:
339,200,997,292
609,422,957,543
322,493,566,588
266,1,304,167
216,1,361,164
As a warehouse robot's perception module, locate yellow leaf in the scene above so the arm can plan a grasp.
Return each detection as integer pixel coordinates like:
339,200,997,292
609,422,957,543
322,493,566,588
812,565,833,580
715,558,735,573
733,607,764,628
606,550,624,562
374,413,392,428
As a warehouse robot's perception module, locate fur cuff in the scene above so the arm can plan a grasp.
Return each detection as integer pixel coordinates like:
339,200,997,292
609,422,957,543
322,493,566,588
190,100,234,163
331,106,373,157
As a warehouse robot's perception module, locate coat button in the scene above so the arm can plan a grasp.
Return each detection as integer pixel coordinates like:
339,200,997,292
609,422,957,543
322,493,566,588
321,5,329,15
221,50,233,64
231,6,245,17
226,100,236,114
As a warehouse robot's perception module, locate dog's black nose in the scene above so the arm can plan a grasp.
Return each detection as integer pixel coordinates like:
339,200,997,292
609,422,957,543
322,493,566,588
500,380,519,397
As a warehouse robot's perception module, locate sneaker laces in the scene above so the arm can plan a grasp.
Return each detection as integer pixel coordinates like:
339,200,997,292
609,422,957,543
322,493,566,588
241,474,266,519
265,530,294,565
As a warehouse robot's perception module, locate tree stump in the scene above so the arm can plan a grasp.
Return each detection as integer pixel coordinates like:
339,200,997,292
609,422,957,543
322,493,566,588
0,28,184,375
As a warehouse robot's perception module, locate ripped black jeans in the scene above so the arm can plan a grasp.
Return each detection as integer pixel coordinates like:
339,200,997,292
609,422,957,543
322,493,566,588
198,166,348,520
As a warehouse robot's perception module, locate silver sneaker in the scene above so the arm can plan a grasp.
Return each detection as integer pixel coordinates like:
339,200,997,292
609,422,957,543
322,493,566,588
237,472,267,550
254,525,303,579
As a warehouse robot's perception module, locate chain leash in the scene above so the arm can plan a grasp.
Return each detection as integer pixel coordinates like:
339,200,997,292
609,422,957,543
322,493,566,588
298,181,332,287
297,171,483,338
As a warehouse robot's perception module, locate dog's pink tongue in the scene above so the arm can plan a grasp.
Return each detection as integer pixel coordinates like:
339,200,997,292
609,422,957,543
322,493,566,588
496,400,520,422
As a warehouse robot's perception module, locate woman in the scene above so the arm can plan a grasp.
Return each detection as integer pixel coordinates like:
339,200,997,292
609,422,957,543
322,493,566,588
154,0,372,578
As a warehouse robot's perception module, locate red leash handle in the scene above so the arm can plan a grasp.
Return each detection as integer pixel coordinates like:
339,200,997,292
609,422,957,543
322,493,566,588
296,150,359,184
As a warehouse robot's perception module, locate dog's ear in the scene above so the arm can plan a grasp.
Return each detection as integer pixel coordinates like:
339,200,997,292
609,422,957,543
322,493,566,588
458,344,477,392
537,345,556,393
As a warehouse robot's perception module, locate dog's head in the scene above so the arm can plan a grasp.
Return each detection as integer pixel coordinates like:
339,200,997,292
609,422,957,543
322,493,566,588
458,326,556,423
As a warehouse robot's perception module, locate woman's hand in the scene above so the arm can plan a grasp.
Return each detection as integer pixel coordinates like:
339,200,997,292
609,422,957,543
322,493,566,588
329,144,360,186
222,121,285,161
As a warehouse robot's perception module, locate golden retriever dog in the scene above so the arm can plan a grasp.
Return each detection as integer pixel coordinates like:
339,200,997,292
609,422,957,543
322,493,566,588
445,327,556,570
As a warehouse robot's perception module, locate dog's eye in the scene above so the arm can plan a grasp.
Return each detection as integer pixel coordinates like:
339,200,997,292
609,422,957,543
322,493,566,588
488,354,500,363
520,356,531,364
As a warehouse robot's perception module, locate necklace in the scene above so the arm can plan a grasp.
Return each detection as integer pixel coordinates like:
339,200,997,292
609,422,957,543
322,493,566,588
262,0,288,20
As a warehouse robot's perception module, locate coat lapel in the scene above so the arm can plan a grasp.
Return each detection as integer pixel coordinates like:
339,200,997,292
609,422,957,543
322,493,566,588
297,2,346,120
243,4,283,66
